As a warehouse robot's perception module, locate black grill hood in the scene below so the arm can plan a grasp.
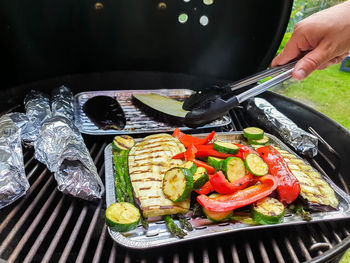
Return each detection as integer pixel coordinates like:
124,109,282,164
0,0,292,89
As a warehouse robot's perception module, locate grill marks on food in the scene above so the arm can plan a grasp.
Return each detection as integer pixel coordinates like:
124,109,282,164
128,134,190,217
275,147,339,209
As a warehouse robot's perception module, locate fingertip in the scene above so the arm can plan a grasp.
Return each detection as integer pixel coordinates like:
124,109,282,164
292,68,307,81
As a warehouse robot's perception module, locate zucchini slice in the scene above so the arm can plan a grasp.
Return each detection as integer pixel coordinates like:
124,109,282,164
181,161,197,175
252,197,285,225
222,157,246,182
213,141,239,154
112,135,135,152
243,127,264,140
193,167,209,189
244,153,268,176
248,135,269,145
203,193,233,221
105,202,141,232
207,156,224,172
163,167,193,202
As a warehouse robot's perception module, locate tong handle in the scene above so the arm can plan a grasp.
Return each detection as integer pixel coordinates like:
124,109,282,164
235,68,294,104
224,60,297,92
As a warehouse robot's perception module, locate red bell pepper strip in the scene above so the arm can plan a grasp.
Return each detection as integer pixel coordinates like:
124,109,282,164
209,171,253,194
257,146,300,204
197,174,277,212
184,144,197,161
173,144,238,160
172,128,215,148
192,159,215,174
235,144,258,159
195,180,214,195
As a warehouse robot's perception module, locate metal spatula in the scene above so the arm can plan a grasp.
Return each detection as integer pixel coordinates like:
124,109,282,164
184,63,296,127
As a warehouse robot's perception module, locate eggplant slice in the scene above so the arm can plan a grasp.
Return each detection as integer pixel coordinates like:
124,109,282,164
132,93,188,126
83,96,126,130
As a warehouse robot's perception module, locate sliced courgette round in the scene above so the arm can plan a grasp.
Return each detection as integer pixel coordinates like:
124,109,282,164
244,153,268,176
112,135,135,152
243,127,264,140
213,141,239,154
181,161,197,175
203,193,233,221
105,202,141,232
248,135,269,145
207,156,224,172
193,167,209,189
222,157,246,182
163,167,193,202
252,197,285,225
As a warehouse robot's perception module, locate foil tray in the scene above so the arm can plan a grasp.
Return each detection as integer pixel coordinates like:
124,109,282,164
74,89,231,135
104,132,350,249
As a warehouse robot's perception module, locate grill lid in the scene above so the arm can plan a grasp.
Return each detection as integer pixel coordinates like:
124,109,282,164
0,0,292,89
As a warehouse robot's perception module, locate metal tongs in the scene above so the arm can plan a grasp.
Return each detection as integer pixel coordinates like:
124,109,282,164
183,61,297,127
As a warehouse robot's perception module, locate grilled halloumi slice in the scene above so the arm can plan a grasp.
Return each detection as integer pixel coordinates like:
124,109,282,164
274,147,339,210
128,134,189,218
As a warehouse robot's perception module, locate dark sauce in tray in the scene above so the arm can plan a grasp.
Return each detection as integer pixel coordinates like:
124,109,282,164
83,96,126,130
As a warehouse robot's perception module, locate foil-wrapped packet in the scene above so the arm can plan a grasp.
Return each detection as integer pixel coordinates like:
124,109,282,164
247,98,318,157
34,116,104,200
0,114,30,209
51,86,74,121
22,90,51,144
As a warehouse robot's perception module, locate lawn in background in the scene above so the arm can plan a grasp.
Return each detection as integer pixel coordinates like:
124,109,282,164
275,64,350,130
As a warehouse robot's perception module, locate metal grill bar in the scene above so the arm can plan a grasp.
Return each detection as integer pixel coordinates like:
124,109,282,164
271,239,285,263
92,224,107,263
258,240,270,263
23,196,66,263
42,201,75,263
8,188,58,262
75,200,103,263
0,170,53,255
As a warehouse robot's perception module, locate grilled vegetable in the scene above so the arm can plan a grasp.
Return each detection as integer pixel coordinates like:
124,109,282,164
114,150,134,203
289,204,312,221
207,156,224,172
248,136,269,145
172,128,215,147
83,95,126,130
203,193,233,221
164,215,187,238
192,159,215,174
210,171,252,195
244,153,268,177
181,161,197,175
197,175,277,212
177,214,193,231
128,134,189,217
132,94,188,126
257,146,300,204
274,147,339,211
213,141,239,154
193,167,209,189
243,127,264,140
172,144,236,160
105,202,140,232
252,197,285,225
112,135,135,152
222,157,246,183
163,167,193,202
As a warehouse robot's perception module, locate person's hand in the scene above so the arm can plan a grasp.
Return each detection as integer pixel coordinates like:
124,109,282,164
272,1,350,80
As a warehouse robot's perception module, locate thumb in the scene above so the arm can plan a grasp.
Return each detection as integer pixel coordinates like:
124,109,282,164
293,44,332,80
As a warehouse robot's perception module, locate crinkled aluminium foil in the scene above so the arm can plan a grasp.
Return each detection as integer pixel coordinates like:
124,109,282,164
51,85,74,121
0,114,30,209
34,116,104,200
23,90,51,144
247,98,318,157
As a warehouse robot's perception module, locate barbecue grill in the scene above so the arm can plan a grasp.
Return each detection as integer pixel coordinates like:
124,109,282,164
1,1,350,262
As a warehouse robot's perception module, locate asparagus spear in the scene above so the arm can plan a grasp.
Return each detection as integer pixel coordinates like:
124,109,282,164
177,214,193,231
113,153,128,202
164,215,187,239
121,150,134,204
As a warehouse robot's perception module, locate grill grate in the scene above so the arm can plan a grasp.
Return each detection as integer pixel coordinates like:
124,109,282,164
1,107,350,263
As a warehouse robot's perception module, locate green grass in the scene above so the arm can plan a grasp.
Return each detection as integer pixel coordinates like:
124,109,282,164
276,64,350,130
